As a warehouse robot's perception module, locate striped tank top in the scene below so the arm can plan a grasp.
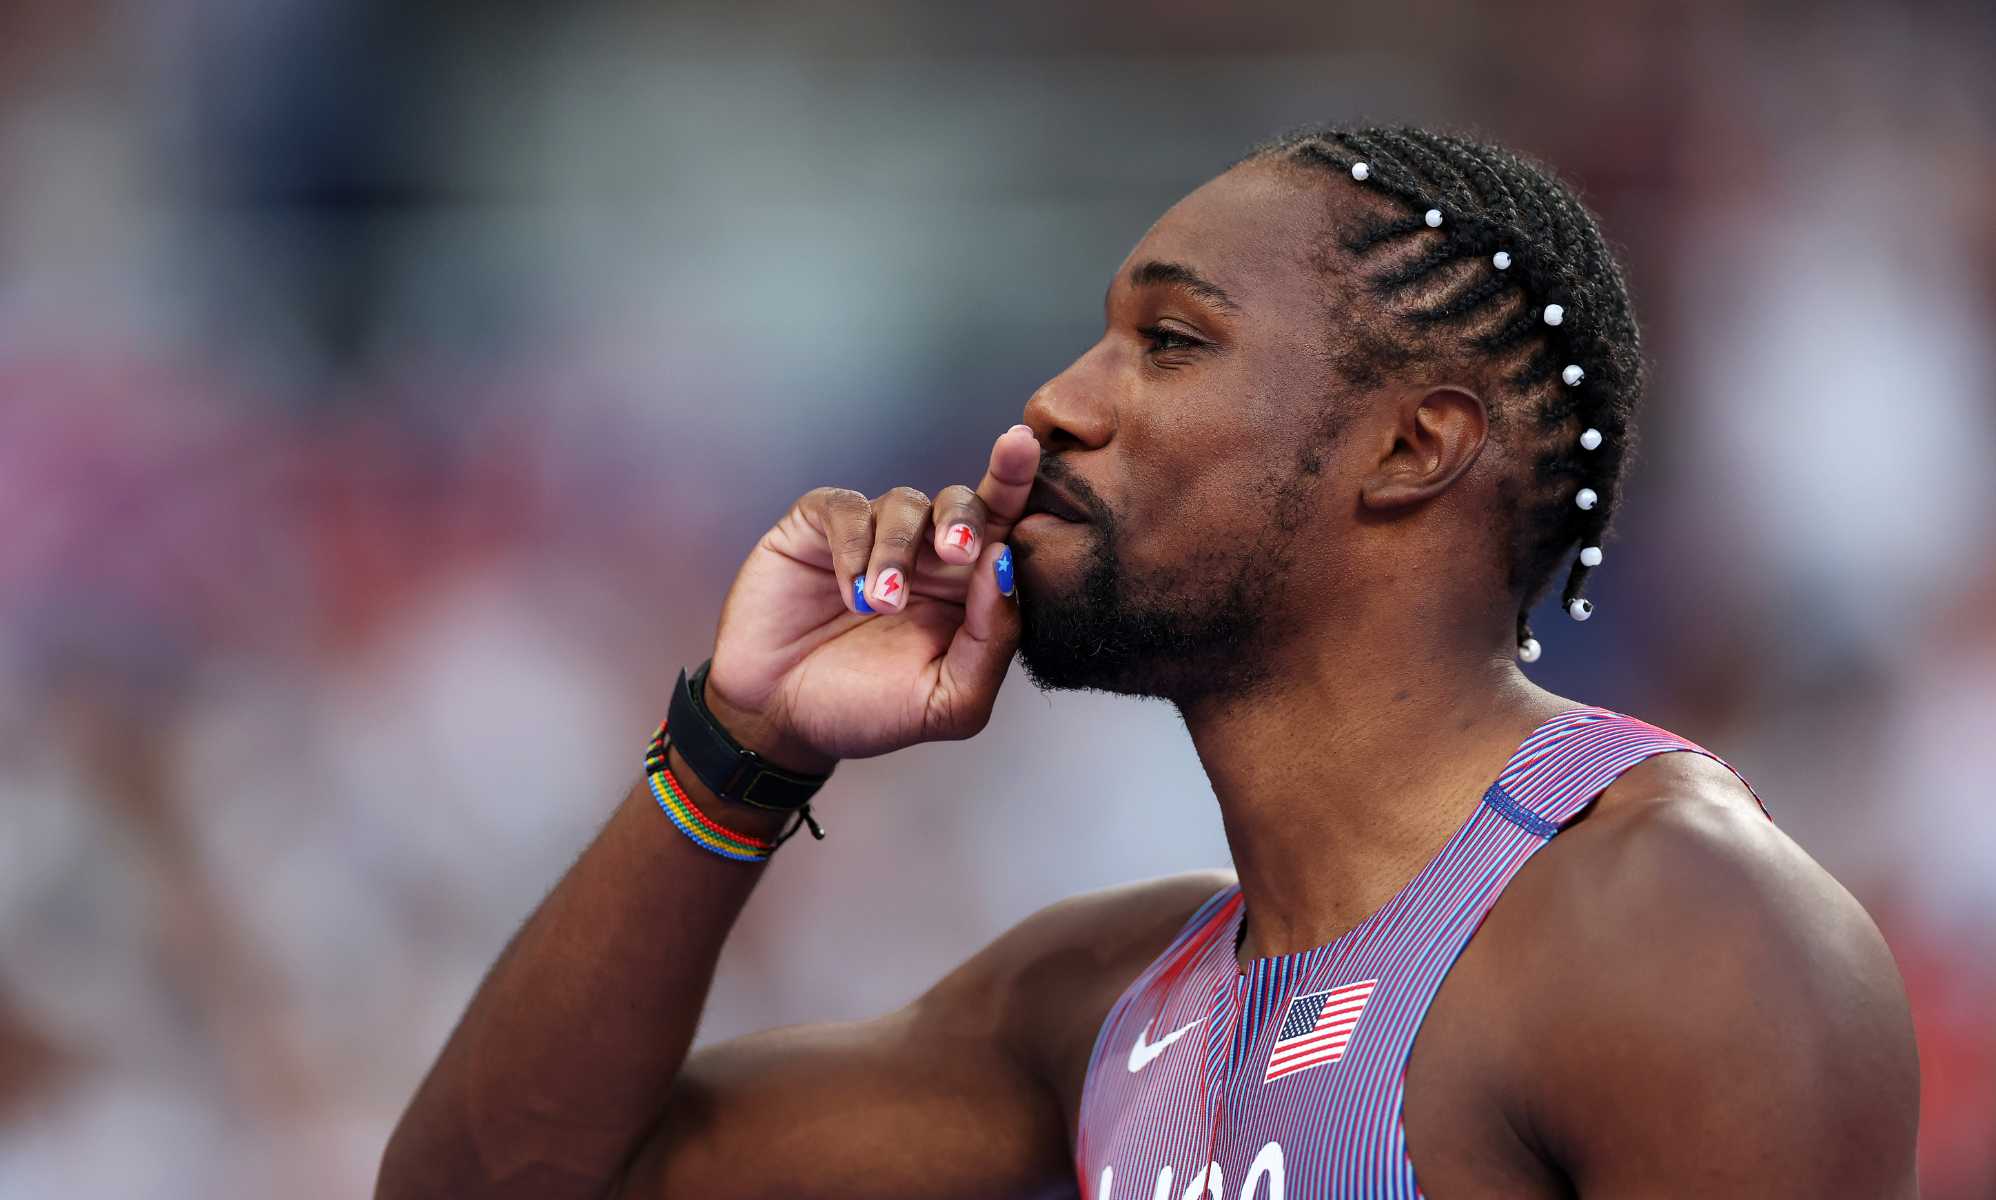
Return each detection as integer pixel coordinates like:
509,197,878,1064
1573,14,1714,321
1073,707,1762,1200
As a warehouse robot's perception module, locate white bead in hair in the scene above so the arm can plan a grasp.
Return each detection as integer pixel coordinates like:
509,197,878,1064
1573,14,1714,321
1575,487,1599,510
1518,637,1542,663
1578,427,1603,451
1492,251,1512,270
1424,208,1443,228
1562,364,1585,386
1568,598,1594,621
1351,161,1371,181
1543,304,1565,326
1579,546,1603,567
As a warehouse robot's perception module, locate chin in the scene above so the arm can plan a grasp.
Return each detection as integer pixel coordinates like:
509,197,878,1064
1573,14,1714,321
1013,520,1280,705
1009,531,1081,594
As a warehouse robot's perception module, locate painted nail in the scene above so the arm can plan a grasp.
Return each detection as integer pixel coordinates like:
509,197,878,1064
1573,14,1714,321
852,576,874,614
869,567,906,610
944,523,978,559
994,546,1015,596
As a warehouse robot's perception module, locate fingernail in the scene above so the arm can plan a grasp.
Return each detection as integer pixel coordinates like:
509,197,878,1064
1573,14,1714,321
945,523,978,559
869,567,906,610
1008,424,1032,437
994,546,1015,596
852,576,874,614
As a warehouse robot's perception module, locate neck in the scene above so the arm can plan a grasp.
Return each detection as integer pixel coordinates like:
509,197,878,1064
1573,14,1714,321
1178,626,1569,964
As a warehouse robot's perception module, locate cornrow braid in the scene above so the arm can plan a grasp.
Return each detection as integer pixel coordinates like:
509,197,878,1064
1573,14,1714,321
1241,124,1645,660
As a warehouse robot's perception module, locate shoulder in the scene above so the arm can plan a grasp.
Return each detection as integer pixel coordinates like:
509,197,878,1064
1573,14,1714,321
917,869,1236,1120
1527,751,1886,995
1483,751,1921,1195
918,869,1238,1027
987,868,1240,979
964,868,1238,1040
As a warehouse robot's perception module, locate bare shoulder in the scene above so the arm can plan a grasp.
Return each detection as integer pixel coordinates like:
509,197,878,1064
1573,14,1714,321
977,867,1241,989
1534,752,1899,1003
1482,751,1921,1196
950,868,1237,1126
966,867,1239,1035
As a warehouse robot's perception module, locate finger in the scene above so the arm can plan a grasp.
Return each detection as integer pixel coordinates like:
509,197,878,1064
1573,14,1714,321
974,425,1040,531
930,484,992,565
934,540,1020,738
799,487,877,614
861,486,933,613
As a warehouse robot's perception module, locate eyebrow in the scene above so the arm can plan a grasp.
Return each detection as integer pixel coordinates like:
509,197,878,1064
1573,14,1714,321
1110,259,1243,315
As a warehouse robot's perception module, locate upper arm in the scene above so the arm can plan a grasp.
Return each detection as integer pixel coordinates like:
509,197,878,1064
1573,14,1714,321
621,870,1235,1200
1518,757,1920,1198
633,1003,1069,1200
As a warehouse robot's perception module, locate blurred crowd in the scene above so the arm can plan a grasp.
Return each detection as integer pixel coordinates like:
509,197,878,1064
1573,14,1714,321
3,1,1993,1196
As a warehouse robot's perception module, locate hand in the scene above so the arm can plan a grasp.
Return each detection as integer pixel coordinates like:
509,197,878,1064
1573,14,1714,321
701,426,1040,772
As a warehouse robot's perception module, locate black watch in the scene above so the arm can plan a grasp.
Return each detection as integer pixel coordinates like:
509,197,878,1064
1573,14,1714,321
666,660,833,812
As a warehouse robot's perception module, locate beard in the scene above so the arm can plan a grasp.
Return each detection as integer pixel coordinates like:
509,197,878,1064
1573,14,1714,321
1014,495,1284,707
1014,403,1347,705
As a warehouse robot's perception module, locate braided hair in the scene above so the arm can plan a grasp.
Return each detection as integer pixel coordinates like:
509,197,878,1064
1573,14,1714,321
1244,125,1642,658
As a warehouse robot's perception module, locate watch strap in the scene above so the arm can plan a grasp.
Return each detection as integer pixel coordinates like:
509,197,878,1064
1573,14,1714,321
666,660,832,811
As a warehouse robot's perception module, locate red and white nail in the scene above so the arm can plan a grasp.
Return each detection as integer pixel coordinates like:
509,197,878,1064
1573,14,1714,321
869,567,907,610
943,523,979,561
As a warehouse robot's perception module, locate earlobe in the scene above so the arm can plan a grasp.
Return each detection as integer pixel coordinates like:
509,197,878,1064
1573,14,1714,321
1358,387,1489,512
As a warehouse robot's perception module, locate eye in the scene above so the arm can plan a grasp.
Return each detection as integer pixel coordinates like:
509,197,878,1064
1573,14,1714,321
1137,324,1205,355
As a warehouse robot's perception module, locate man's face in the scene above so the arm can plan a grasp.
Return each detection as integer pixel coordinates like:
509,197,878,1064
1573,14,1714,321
1012,161,1362,703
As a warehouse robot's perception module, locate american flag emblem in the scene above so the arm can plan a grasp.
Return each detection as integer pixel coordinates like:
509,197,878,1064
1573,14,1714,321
1264,979,1377,1083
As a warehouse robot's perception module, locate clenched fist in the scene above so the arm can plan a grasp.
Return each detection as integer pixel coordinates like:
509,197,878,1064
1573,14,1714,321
700,425,1041,773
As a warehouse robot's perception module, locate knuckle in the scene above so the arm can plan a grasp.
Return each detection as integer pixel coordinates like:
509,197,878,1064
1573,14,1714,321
936,487,986,523
926,686,992,740
924,687,964,737
877,526,922,551
886,485,932,507
804,485,857,506
806,486,872,524
838,526,875,557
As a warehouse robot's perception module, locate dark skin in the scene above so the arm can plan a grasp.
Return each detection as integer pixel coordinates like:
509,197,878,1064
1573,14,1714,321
379,161,1920,1198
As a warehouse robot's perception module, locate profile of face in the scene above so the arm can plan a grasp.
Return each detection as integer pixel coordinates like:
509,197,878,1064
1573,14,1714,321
1013,161,1373,706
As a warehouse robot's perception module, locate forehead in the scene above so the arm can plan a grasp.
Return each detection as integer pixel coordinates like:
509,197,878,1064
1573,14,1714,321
1116,161,1346,318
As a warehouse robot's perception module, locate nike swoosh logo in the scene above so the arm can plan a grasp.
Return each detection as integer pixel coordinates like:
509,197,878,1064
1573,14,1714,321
1126,1016,1204,1073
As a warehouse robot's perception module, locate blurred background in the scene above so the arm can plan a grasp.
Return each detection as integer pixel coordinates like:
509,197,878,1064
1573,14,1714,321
3,0,1994,1195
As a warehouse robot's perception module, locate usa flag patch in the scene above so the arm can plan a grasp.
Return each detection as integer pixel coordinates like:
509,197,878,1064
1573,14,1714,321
1264,979,1376,1082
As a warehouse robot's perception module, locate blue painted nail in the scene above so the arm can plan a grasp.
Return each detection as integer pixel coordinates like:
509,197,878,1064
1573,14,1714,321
994,546,1014,596
853,576,875,614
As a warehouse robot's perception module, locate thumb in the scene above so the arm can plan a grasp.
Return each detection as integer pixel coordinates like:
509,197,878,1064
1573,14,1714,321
933,541,1021,738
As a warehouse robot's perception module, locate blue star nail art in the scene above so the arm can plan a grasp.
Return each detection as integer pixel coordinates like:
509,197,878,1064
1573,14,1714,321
994,546,1014,596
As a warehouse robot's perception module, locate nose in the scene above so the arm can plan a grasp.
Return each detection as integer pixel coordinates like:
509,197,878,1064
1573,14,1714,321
1022,342,1117,454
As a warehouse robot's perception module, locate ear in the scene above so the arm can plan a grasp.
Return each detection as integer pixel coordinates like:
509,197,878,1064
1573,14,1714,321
1358,386,1489,512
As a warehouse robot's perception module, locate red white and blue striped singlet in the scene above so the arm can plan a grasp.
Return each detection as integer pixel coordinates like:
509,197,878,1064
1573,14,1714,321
1073,707,1764,1200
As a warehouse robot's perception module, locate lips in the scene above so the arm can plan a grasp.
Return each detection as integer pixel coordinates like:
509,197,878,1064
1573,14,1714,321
1023,479,1089,523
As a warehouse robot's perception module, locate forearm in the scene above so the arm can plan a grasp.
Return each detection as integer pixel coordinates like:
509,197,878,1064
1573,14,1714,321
381,429,1033,1197
378,747,792,1200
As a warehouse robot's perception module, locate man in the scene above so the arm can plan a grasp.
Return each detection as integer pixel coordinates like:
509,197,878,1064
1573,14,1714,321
379,126,1919,1198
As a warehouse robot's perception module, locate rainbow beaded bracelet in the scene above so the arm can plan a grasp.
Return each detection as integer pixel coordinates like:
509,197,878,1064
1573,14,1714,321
645,723,779,863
